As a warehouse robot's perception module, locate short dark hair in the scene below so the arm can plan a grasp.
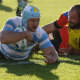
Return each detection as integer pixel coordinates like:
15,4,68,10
70,5,80,19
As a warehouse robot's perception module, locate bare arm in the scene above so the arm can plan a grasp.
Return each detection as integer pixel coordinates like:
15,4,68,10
42,22,58,34
0,30,33,44
42,11,69,34
42,46,58,64
59,43,80,55
72,49,80,55
59,48,80,55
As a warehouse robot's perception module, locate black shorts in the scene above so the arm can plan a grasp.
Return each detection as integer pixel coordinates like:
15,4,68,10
50,30,62,51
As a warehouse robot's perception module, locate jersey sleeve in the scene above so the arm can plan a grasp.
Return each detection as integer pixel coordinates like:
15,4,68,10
1,17,21,32
38,28,53,49
54,11,68,29
35,26,53,49
1,19,16,32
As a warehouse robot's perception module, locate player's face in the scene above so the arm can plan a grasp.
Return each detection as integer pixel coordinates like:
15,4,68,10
27,18,40,32
68,10,80,29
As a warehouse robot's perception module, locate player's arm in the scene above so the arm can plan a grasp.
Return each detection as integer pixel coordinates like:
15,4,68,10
72,49,80,55
59,43,80,55
42,22,58,34
42,11,68,34
59,48,80,55
42,46,58,64
0,30,32,44
38,28,58,64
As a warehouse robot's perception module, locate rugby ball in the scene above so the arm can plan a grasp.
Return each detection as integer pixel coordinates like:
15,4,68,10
13,25,27,50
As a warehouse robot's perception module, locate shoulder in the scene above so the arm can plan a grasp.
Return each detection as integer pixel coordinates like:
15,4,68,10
63,11,68,18
35,25,47,38
5,16,22,26
2,17,22,31
54,11,69,28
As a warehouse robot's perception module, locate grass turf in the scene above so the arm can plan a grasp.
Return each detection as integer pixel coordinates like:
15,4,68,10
0,0,80,80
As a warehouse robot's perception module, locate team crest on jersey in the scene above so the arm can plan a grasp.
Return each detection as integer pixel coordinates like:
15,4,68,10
74,38,77,43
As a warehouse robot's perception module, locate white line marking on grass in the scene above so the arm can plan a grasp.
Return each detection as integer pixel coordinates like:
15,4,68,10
0,61,44,65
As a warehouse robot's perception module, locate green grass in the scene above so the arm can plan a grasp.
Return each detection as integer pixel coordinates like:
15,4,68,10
0,0,80,80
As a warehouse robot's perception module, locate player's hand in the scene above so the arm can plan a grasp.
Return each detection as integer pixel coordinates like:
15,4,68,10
43,55,56,64
25,31,33,45
59,43,74,55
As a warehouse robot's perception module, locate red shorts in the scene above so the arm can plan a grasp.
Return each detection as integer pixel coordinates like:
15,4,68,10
58,26,69,49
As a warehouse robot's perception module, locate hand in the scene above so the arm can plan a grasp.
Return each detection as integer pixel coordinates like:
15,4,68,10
59,43,74,55
43,55,56,64
25,31,33,45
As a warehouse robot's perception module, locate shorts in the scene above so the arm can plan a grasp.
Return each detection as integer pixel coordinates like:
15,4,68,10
50,26,69,51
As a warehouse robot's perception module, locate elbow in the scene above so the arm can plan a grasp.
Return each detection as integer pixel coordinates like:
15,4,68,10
0,37,7,44
0,33,8,44
1,40,7,44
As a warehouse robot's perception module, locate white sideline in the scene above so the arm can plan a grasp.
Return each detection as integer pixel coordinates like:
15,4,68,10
0,61,43,65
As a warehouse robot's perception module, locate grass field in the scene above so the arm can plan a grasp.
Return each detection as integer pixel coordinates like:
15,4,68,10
0,0,80,80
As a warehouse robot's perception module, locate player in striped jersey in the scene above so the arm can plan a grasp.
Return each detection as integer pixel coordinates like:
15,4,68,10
42,5,80,55
0,5,58,64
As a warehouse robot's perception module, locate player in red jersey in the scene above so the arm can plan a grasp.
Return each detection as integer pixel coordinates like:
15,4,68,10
42,5,80,55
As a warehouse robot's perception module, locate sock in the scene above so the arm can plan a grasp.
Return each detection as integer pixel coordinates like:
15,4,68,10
17,0,22,8
22,0,28,12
